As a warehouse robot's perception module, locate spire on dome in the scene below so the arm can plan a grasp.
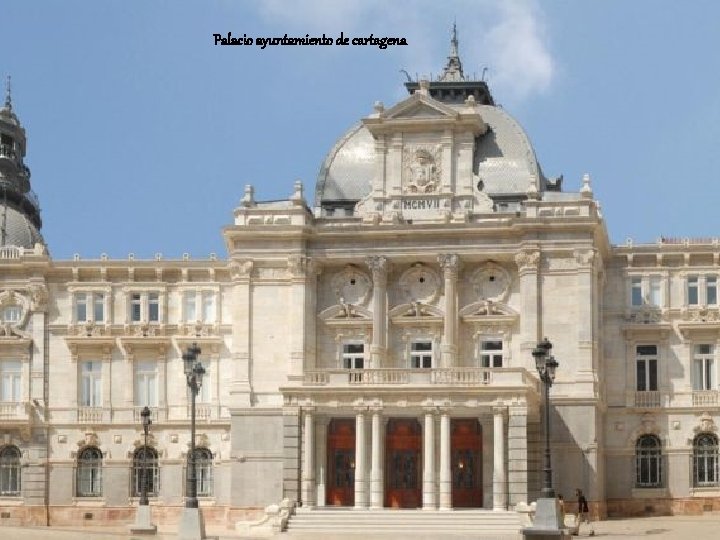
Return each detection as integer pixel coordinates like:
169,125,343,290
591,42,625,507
438,22,465,82
4,75,11,111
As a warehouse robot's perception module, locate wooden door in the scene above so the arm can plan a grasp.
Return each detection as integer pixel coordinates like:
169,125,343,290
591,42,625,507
385,418,422,508
326,419,355,506
451,419,482,507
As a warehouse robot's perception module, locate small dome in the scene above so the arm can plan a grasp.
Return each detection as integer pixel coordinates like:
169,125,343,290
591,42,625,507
0,204,43,249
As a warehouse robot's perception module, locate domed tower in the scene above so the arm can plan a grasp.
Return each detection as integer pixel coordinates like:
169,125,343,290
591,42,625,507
315,26,559,221
0,76,44,249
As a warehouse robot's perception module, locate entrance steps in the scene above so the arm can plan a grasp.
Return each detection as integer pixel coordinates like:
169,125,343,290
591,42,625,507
286,508,522,537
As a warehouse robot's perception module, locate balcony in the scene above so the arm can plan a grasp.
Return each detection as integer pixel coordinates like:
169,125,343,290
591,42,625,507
635,391,662,408
301,367,534,389
692,390,719,407
0,401,30,420
0,143,16,160
77,407,108,424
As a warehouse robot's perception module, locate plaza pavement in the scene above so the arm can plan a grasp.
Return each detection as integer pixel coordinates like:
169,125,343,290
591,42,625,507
2,514,720,540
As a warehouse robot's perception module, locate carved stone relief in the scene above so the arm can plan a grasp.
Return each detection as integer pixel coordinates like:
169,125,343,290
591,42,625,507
331,266,372,306
402,144,441,194
399,264,441,304
470,263,511,303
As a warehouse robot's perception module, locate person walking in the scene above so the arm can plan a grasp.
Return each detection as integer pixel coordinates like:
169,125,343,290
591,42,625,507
575,488,594,536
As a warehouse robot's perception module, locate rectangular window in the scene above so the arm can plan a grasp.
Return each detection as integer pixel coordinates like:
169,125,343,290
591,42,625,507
80,361,102,407
202,291,215,323
631,277,643,306
134,361,158,407
148,293,159,322
693,344,714,391
636,345,658,392
93,294,104,322
688,276,699,305
410,340,433,369
649,276,662,306
0,361,21,402
184,291,197,322
76,293,88,322
342,343,364,369
480,340,503,368
198,363,211,403
708,277,718,305
131,294,142,322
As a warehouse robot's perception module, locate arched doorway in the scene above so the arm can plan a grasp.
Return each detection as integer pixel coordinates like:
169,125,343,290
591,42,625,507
385,418,422,508
451,419,482,507
326,419,355,506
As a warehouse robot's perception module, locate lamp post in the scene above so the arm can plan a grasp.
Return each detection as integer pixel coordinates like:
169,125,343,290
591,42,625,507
140,406,152,506
523,337,567,539
128,406,157,535
532,338,558,498
178,342,206,540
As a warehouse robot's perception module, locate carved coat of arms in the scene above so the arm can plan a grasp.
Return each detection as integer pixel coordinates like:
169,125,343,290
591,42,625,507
403,145,441,193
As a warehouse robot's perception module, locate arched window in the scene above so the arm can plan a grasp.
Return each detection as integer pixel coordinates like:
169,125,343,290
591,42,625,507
187,448,213,497
635,434,662,488
693,433,719,487
76,446,103,497
0,445,21,496
132,446,159,497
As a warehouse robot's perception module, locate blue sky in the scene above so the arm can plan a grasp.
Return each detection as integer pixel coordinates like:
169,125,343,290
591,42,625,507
2,0,720,259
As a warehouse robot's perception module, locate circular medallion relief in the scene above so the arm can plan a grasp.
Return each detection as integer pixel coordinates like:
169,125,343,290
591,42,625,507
331,267,372,305
471,264,511,303
400,264,441,304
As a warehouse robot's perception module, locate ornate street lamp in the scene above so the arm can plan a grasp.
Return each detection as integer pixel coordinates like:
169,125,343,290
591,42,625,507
128,406,156,535
532,338,558,498
139,405,152,506
178,342,206,540
523,337,565,538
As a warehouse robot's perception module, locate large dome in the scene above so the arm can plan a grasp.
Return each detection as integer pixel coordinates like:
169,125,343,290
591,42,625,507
314,104,543,211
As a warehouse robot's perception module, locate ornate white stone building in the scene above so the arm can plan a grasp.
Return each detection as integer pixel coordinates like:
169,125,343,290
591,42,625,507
1,35,719,532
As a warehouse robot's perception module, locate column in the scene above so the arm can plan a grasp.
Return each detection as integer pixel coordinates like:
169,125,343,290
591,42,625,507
514,250,540,350
288,255,317,380
302,408,316,506
493,405,507,511
366,256,388,368
438,254,459,368
229,260,253,406
354,408,367,508
507,405,528,506
439,410,452,510
422,408,437,509
316,419,328,507
574,248,596,376
370,407,383,509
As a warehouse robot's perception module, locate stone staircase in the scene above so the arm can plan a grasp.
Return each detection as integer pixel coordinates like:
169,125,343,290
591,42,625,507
285,508,522,537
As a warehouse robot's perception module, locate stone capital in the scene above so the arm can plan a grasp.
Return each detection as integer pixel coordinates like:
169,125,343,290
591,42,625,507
437,253,460,275
514,250,540,273
365,255,388,276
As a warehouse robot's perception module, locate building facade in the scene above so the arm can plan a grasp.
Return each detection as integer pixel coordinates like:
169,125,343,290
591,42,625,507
1,38,720,530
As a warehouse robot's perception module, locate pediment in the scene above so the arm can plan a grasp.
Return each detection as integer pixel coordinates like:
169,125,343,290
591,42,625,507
319,304,372,327
382,94,457,120
389,302,443,326
459,301,518,318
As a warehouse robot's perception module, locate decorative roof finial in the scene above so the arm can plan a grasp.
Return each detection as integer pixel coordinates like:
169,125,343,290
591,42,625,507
4,75,11,110
438,22,464,82
451,20,459,58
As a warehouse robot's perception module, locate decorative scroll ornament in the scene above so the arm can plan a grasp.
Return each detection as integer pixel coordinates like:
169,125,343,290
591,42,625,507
402,144,441,194
693,412,717,435
230,260,253,279
399,263,440,304
29,284,49,312
470,263,511,303
331,266,372,306
687,307,720,322
0,289,31,337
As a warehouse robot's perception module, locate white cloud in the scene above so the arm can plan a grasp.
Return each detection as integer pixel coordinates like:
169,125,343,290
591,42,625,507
248,0,555,104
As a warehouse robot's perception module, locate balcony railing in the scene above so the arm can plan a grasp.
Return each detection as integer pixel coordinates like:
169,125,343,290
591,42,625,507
77,407,105,424
635,391,662,408
692,390,719,407
0,402,28,419
0,144,16,160
187,403,212,421
301,367,533,389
